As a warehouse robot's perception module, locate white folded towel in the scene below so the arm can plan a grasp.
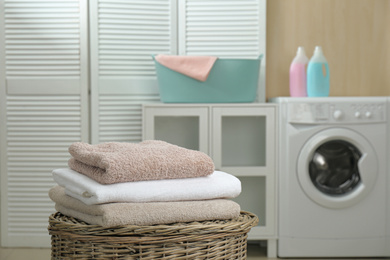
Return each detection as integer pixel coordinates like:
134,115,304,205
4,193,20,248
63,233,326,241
52,168,241,205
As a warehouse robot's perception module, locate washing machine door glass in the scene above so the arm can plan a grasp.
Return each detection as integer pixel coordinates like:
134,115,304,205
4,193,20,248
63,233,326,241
297,128,378,209
309,140,361,195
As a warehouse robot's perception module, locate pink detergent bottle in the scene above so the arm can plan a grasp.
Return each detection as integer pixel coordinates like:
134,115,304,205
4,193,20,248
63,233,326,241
289,46,309,97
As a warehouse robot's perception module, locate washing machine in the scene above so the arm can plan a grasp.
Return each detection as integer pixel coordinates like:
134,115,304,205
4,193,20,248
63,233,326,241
272,97,388,258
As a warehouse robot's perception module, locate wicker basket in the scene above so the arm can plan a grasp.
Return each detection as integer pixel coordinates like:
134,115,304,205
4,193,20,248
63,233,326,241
48,211,258,259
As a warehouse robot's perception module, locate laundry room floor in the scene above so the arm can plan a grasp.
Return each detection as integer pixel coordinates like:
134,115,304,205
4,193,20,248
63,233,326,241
1,244,390,260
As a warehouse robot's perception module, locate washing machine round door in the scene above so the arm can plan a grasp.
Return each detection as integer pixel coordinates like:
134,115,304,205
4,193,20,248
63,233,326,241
297,128,378,209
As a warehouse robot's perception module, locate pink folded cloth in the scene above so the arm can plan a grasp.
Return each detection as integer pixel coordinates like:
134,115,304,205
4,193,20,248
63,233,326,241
155,54,217,82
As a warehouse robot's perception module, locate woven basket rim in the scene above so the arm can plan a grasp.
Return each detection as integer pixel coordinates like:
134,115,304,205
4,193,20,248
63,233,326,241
48,211,259,237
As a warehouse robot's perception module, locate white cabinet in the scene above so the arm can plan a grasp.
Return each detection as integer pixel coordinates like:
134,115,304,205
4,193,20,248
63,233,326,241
142,103,278,256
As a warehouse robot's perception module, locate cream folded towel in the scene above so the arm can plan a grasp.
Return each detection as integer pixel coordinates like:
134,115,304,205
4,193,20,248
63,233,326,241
49,186,241,227
52,168,241,205
155,54,217,82
68,140,215,184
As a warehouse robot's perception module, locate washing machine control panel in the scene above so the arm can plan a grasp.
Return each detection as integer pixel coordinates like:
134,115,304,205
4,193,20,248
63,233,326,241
288,102,386,124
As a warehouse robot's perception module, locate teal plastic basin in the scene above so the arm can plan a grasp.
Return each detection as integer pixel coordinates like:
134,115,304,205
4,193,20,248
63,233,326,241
152,55,263,103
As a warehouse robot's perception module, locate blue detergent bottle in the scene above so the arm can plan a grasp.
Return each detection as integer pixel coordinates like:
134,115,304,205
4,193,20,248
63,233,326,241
307,46,330,97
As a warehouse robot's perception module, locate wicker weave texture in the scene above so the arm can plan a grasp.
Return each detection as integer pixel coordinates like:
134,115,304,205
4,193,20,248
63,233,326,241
48,211,258,259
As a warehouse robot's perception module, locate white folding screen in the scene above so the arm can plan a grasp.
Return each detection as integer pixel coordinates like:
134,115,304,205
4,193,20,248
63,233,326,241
90,0,176,144
0,0,266,247
0,0,89,247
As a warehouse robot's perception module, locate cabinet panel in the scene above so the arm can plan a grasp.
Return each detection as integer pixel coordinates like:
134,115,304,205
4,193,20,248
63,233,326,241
155,116,200,151
233,176,266,227
221,116,266,167
212,106,275,177
142,105,209,155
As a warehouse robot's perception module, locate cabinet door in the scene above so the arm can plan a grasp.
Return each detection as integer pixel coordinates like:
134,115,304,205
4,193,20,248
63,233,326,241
211,105,276,238
142,105,209,155
0,0,89,247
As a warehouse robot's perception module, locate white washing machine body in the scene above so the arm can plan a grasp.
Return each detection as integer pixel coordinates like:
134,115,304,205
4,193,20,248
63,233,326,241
273,97,388,257
387,97,390,257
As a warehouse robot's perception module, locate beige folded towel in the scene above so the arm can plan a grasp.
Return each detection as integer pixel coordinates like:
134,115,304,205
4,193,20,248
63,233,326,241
49,186,240,227
68,140,215,184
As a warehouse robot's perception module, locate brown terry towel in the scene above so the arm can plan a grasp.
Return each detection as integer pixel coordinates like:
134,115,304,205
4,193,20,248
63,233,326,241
49,186,241,227
68,140,215,184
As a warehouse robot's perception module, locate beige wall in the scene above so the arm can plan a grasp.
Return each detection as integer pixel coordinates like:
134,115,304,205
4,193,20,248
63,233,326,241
266,0,390,100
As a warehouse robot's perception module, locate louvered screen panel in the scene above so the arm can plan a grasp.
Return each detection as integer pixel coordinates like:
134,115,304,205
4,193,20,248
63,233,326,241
178,0,266,101
98,0,175,77
180,0,262,58
91,0,175,144
4,0,85,94
98,94,160,143
1,0,88,247
4,95,84,247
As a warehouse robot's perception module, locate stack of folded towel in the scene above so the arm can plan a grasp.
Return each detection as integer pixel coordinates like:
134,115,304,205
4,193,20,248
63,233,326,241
49,140,242,227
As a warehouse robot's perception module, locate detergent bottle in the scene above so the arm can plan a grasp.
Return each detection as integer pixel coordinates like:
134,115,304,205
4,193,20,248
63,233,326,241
289,46,309,97
307,46,330,97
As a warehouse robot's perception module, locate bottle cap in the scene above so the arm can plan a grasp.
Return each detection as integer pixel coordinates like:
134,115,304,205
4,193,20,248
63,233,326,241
297,46,306,55
310,46,327,63
293,46,308,63
314,46,323,55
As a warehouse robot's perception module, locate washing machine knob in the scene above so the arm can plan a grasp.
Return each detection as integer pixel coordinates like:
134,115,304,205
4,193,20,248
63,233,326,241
354,111,361,118
365,111,372,118
333,110,343,120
